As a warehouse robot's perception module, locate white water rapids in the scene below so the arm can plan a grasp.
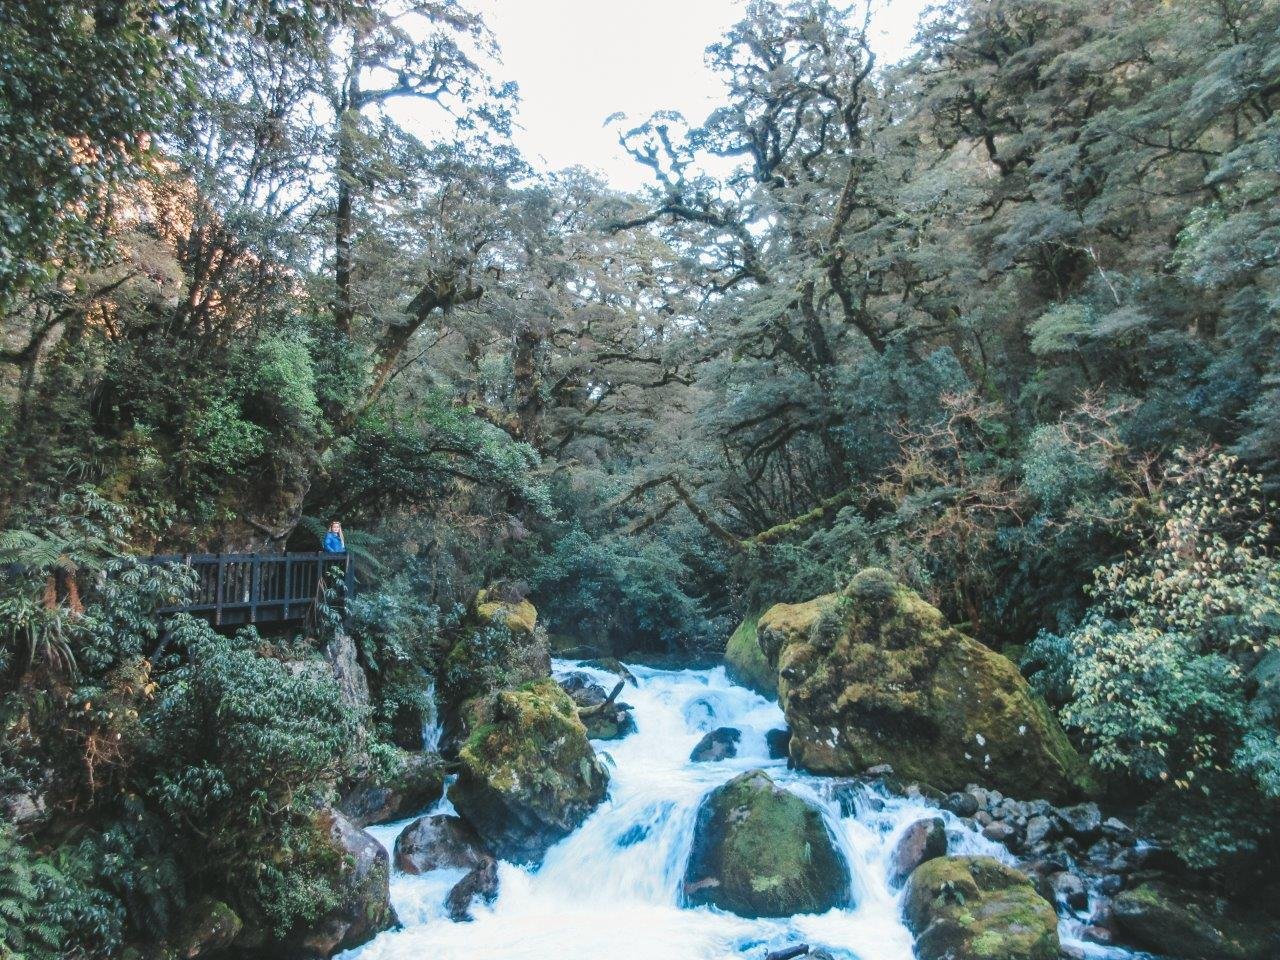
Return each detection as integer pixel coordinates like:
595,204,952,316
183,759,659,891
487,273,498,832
345,660,1137,960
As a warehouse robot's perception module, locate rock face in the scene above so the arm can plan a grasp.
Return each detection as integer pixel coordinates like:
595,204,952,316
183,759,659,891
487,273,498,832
887,817,947,887
724,613,774,697
393,814,488,875
450,680,609,863
339,751,445,827
682,769,851,918
903,855,1059,960
690,727,741,762
293,808,396,959
774,569,1092,800
1112,882,1279,960
324,628,372,714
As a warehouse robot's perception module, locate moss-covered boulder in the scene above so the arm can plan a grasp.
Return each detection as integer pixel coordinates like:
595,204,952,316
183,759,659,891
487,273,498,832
171,898,242,958
724,613,774,697
338,750,445,827
682,769,851,918
1112,881,1280,960
450,680,609,863
775,569,1092,800
903,856,1059,960
440,587,552,713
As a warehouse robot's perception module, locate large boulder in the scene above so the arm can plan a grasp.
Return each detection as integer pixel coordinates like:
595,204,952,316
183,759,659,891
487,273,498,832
440,587,551,712
450,680,609,863
775,569,1092,800
682,769,851,918
393,814,488,874
171,898,242,958
1112,881,1280,960
291,808,396,959
724,613,774,697
903,855,1059,960
338,751,445,827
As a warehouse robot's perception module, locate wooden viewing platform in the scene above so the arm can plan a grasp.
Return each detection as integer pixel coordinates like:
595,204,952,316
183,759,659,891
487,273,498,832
150,551,355,626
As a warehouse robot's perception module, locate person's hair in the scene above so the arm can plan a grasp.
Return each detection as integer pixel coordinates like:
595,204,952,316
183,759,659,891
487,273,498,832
329,519,340,527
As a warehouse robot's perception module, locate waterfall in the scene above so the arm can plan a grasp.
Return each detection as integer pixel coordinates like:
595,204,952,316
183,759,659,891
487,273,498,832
420,678,443,753
347,661,1140,960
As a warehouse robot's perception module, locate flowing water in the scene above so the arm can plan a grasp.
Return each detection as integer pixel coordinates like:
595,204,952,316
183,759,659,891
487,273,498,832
346,661,1137,960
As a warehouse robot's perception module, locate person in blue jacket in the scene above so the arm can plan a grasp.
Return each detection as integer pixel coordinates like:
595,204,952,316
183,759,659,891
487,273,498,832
323,519,346,553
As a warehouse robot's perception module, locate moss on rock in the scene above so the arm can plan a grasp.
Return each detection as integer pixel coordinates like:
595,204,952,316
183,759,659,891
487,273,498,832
682,769,851,918
1112,881,1279,960
775,569,1092,800
440,588,552,712
450,680,609,863
903,855,1059,960
724,612,773,697
475,589,538,636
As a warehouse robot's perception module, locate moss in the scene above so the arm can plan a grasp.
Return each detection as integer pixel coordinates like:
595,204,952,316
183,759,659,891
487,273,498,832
475,589,537,635
1112,882,1280,960
724,612,775,697
904,856,1058,960
683,769,851,917
776,569,1092,800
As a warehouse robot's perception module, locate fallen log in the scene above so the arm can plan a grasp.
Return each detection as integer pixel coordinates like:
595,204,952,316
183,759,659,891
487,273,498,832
576,679,625,718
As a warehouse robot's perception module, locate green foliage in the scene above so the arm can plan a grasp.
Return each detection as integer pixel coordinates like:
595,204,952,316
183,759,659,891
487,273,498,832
1028,451,1280,866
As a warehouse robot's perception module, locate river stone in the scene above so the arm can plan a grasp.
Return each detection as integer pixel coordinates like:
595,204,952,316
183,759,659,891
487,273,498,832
903,855,1059,960
887,817,947,887
724,612,777,697
683,769,851,917
773,569,1093,801
394,814,488,874
1050,871,1088,911
292,808,395,959
1024,813,1057,848
690,727,742,762
1112,881,1279,960
451,680,609,864
1057,801,1103,839
446,855,499,922
943,791,979,817
339,751,445,827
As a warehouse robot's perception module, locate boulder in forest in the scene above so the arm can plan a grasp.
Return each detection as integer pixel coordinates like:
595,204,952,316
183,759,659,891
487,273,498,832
450,680,609,863
394,814,489,875
1112,881,1280,960
172,898,242,958
690,726,741,762
682,769,851,917
887,817,947,887
774,569,1093,801
339,751,445,827
903,855,1059,960
292,808,395,959
440,586,551,710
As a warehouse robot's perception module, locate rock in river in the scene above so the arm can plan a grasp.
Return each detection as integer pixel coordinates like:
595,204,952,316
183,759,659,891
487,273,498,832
690,727,741,762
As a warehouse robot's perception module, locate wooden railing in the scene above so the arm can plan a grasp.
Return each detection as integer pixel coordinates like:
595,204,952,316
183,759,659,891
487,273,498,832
149,551,355,627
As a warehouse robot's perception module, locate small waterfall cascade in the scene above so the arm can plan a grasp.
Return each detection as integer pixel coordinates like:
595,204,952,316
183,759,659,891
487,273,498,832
348,662,1141,960
420,678,444,753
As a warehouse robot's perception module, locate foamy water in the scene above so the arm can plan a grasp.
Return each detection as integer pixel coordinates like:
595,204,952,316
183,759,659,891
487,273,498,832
345,661,1136,960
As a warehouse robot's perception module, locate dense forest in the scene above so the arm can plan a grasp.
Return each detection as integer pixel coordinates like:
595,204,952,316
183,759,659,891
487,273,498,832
1,1,1278,958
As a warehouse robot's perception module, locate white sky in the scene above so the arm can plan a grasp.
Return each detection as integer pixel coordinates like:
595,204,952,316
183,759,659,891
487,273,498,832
473,0,933,191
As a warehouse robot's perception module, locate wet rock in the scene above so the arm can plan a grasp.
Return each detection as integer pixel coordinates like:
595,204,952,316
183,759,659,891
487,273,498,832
690,726,742,762
1102,816,1134,841
339,751,445,827
775,569,1093,800
292,808,395,959
394,814,488,875
1112,881,1279,960
1081,924,1115,945
982,821,1017,845
451,680,609,864
1024,813,1058,847
172,898,242,958
973,810,994,827
1050,871,1088,912
865,763,895,777
683,769,851,918
766,728,792,760
903,855,1059,960
724,612,776,697
1058,802,1103,839
445,856,499,922
888,817,947,887
943,791,979,817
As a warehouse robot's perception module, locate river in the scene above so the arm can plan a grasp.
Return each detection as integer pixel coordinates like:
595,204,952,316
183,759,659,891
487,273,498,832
343,660,1138,960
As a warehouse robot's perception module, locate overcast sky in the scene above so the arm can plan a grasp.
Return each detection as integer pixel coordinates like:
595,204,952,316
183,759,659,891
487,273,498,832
471,0,933,191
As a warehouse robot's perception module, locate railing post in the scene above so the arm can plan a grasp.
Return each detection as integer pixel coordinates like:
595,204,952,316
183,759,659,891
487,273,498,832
283,554,293,621
250,555,261,624
344,553,355,610
215,552,225,627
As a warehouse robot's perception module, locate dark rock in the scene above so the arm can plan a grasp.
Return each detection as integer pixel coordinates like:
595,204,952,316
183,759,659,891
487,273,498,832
394,815,487,875
451,680,609,863
292,808,395,959
903,856,1059,960
683,769,851,917
339,752,445,827
1050,871,1088,912
943,791,980,817
765,728,792,760
690,727,742,762
583,704,637,741
1099,874,1124,896
1024,814,1057,847
445,856,499,922
1113,881,1280,960
1102,816,1134,840
1081,924,1115,945
172,898,242,959
1058,802,1103,839
559,671,609,706
888,817,947,887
